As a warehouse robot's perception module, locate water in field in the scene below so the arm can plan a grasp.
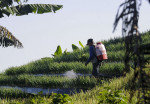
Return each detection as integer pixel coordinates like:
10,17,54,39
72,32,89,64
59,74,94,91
32,73,91,77
0,86,81,95
30,73,121,78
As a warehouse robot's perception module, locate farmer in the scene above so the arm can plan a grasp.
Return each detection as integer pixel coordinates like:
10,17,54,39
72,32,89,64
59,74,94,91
85,38,102,78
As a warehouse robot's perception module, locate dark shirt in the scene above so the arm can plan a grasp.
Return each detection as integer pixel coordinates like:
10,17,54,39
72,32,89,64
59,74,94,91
86,45,97,64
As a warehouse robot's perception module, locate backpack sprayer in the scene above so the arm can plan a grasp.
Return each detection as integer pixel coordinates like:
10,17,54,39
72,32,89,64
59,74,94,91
95,42,108,60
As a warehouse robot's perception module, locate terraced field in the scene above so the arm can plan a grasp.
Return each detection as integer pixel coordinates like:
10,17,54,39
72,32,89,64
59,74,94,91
0,31,150,103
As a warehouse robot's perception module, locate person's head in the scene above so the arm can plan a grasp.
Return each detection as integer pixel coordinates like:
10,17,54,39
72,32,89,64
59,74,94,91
86,38,94,46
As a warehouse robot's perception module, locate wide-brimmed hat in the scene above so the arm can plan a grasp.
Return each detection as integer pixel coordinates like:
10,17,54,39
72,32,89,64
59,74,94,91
86,38,94,45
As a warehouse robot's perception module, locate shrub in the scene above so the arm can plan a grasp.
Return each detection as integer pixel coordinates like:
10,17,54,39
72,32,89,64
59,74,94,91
98,87,128,104
51,93,72,104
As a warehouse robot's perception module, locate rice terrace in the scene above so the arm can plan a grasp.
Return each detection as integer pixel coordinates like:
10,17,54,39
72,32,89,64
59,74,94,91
0,0,150,104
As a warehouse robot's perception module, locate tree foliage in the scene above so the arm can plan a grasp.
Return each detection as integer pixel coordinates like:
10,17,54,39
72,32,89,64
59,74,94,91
0,0,63,48
114,0,150,103
0,26,23,48
114,0,142,72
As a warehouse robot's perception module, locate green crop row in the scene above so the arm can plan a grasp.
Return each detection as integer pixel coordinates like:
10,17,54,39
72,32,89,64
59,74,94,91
51,31,149,63
102,37,124,46
4,62,124,75
105,42,125,51
99,62,124,75
0,88,28,98
53,48,88,62
141,30,150,44
0,75,97,89
53,51,125,62
0,68,136,104
101,30,150,47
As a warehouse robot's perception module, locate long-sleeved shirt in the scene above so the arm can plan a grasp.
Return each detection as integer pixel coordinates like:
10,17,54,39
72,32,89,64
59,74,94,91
86,45,97,64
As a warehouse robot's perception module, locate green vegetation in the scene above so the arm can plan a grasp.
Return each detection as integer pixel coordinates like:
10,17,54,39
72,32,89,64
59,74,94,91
53,45,63,56
0,68,135,103
0,88,27,99
51,93,72,104
0,75,97,89
98,88,128,104
53,50,125,62
0,30,150,103
4,62,124,75
0,0,63,48
72,68,135,104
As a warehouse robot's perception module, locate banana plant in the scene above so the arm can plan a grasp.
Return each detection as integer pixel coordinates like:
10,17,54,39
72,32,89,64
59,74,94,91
0,26,23,48
79,41,85,48
0,0,63,18
52,45,62,57
0,0,63,48
72,41,85,51
64,48,70,55
72,44,79,51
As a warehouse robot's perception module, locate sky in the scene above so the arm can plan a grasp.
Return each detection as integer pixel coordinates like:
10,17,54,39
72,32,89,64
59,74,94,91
0,0,150,72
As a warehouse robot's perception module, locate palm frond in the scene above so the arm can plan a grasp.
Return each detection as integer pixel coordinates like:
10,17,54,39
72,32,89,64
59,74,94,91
1,4,63,17
0,26,23,48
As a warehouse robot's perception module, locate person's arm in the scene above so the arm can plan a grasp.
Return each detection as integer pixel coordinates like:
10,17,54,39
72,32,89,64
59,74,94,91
85,46,94,65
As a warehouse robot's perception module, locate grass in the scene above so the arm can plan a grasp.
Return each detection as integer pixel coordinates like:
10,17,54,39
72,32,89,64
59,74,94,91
0,75,98,89
72,68,137,104
4,62,124,75
53,50,125,62
0,88,28,99
0,31,150,103
105,42,125,51
0,68,138,104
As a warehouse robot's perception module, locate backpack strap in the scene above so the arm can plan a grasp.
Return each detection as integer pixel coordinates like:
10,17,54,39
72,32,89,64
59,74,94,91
93,45,100,61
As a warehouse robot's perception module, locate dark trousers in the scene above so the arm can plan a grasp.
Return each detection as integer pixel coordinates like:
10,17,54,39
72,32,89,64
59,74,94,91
92,61,101,77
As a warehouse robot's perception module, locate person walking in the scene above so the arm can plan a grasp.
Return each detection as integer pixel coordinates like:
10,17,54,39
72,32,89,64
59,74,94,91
85,38,102,78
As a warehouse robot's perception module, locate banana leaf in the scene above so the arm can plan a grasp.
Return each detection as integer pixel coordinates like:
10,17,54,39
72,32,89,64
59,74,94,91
72,44,79,51
1,4,63,18
0,26,23,48
54,45,62,56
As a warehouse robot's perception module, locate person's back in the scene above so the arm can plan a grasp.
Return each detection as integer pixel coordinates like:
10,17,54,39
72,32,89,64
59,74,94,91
86,45,97,64
85,39,102,78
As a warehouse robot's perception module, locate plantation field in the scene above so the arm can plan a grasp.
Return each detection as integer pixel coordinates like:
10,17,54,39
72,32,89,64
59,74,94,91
0,31,150,103
4,62,124,75
0,75,97,89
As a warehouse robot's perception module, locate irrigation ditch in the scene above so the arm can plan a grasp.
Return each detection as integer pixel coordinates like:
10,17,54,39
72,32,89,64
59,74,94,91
31,73,123,78
0,86,82,95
